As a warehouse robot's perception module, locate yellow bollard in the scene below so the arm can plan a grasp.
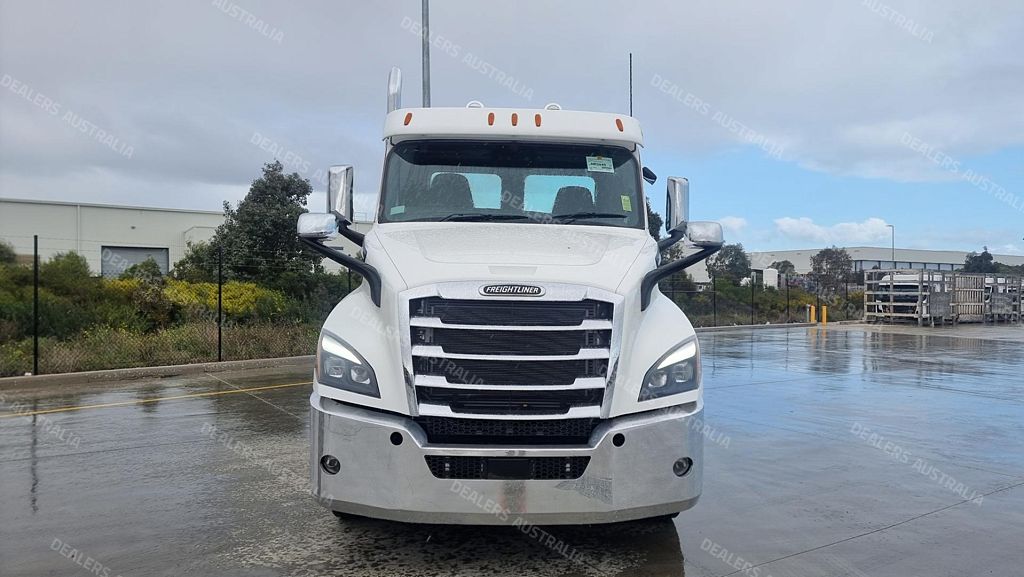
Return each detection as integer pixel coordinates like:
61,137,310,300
809,305,817,323
821,305,828,325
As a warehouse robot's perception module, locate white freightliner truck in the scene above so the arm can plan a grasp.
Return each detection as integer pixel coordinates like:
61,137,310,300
297,70,724,525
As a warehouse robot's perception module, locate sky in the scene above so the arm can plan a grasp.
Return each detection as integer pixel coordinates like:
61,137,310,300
1,0,1022,255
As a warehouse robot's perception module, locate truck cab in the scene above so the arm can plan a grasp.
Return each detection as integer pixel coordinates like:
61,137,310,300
298,75,724,525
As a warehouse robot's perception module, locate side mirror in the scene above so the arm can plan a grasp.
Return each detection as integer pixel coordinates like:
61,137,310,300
665,177,689,233
297,213,339,240
328,165,354,225
642,167,657,185
687,221,724,248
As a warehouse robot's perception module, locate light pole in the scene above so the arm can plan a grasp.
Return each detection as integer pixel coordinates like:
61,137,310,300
886,224,895,268
421,0,430,107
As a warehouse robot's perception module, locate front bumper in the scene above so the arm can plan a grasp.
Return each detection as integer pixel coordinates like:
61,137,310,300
310,393,703,525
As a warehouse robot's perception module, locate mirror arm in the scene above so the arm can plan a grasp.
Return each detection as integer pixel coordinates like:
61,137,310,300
337,222,365,247
298,237,382,307
657,228,686,252
640,244,723,311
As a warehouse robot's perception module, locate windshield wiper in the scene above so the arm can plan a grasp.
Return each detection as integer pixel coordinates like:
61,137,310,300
550,212,627,223
438,213,533,222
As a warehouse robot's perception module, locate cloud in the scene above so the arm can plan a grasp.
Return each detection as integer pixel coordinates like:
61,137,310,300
773,217,891,245
718,216,748,234
1,0,1022,211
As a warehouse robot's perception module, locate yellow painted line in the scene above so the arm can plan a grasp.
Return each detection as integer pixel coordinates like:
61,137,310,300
0,381,312,419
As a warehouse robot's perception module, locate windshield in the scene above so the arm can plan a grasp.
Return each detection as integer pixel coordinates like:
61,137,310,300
378,140,644,229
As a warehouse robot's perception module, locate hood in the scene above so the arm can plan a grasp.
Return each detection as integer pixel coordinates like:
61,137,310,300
369,222,653,293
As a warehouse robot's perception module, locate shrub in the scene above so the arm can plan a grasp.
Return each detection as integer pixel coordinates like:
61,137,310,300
0,241,16,264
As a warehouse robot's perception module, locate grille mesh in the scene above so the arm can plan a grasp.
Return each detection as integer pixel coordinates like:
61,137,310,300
411,297,612,326
414,328,610,356
414,358,607,386
424,456,591,480
414,416,600,445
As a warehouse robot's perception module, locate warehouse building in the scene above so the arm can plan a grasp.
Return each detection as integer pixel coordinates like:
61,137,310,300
688,246,1024,283
0,198,366,276
751,247,1023,274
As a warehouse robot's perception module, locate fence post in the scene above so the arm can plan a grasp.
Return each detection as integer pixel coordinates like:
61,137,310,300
33,234,39,376
712,272,718,327
750,277,754,325
785,276,790,323
217,244,223,363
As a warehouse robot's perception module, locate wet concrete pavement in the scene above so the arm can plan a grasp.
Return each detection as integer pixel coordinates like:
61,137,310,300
1,324,1022,576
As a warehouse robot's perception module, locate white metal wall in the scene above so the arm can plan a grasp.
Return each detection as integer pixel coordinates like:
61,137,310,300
0,198,222,274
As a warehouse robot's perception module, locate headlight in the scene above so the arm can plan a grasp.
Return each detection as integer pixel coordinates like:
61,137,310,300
317,333,380,398
639,339,700,401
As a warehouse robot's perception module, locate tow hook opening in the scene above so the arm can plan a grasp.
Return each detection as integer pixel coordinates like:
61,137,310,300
320,455,341,475
673,457,693,477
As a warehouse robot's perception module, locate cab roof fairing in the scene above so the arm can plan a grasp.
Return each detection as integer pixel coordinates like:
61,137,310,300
382,107,644,149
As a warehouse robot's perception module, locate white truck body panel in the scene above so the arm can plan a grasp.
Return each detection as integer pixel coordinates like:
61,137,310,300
306,98,715,524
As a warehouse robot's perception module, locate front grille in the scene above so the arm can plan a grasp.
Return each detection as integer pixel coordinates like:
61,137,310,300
417,388,604,415
425,456,591,480
414,417,600,445
408,291,615,420
413,327,611,355
414,358,607,386
411,297,612,326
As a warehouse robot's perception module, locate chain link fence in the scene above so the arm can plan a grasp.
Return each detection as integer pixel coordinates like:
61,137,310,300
0,235,354,377
1,236,864,377
660,272,863,327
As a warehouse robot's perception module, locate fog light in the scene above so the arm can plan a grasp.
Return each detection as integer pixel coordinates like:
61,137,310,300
673,457,693,477
320,455,341,475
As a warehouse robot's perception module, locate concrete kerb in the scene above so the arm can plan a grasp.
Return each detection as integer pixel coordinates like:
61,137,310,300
0,322,863,389
0,355,314,390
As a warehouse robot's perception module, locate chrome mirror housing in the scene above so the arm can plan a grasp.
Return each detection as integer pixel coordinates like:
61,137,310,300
297,213,339,240
327,165,354,225
665,177,689,233
686,221,724,248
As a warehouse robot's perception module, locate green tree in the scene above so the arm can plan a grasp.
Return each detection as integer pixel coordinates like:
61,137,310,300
120,257,163,283
170,241,217,282
963,247,998,273
646,200,663,241
0,241,16,264
174,161,322,297
706,243,751,284
770,260,796,275
995,262,1024,276
810,246,853,294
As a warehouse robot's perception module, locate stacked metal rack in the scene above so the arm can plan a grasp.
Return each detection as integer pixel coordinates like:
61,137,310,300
864,270,1022,326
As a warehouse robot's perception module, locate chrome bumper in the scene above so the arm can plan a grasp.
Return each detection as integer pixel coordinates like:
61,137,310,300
309,393,703,525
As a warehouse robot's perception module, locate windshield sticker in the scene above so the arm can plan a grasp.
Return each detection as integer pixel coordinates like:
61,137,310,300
620,195,632,211
390,205,406,215
585,156,614,173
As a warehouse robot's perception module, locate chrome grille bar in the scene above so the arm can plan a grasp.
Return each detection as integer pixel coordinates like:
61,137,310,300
399,282,623,420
